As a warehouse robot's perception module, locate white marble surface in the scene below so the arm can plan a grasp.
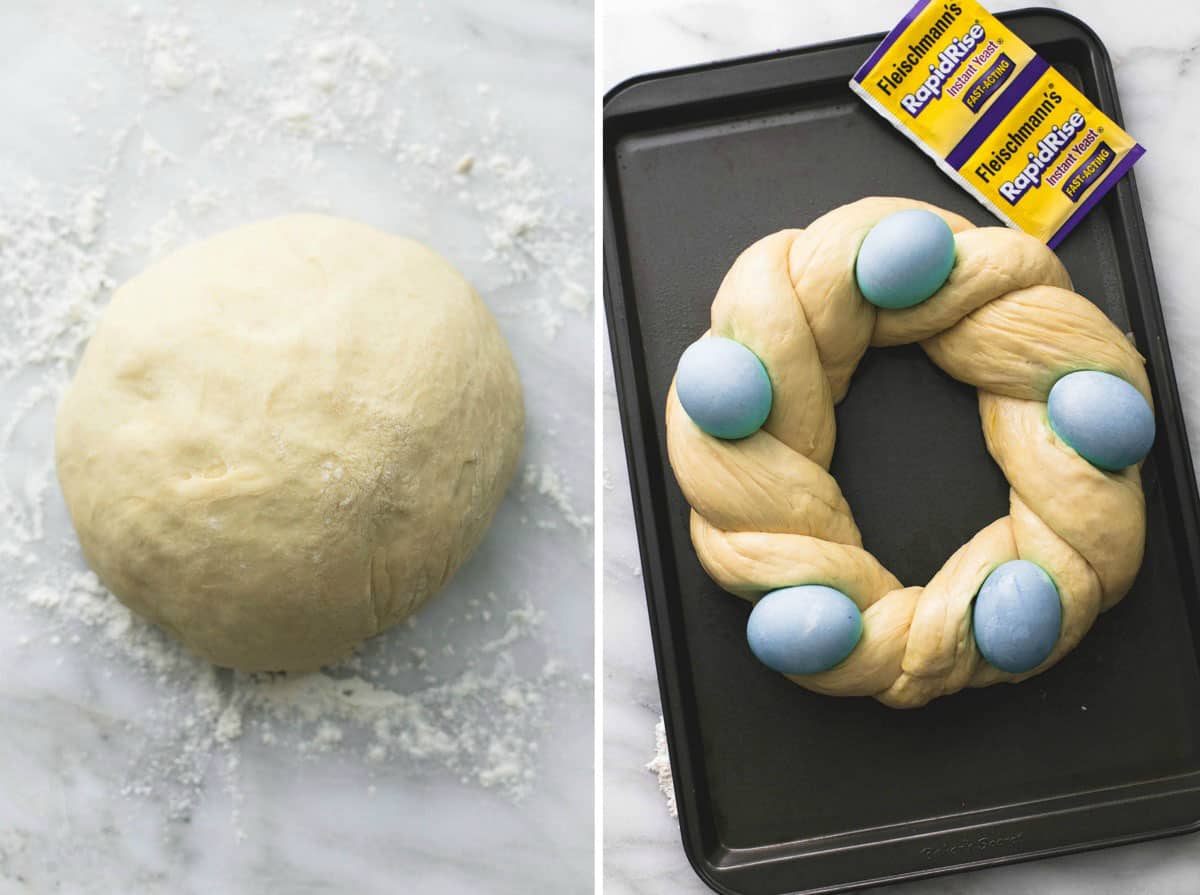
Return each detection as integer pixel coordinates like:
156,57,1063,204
0,1,592,893
603,1,1200,893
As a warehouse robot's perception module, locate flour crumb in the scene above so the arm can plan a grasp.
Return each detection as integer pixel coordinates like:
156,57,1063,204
145,25,196,94
140,131,178,169
215,702,244,744
560,280,591,313
648,717,677,818
491,202,542,247
311,721,344,751
521,464,592,532
74,188,106,246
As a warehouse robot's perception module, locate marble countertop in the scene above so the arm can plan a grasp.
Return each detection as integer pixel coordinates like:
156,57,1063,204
603,1,1200,893
0,1,592,893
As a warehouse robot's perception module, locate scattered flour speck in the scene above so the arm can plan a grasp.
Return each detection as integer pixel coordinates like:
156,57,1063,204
521,463,592,532
648,717,677,819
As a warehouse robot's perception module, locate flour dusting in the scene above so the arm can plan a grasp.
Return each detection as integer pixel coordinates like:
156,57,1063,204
648,716,677,818
0,0,590,823
521,463,594,532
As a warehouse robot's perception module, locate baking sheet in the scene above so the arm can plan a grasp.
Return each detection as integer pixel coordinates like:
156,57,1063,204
604,9,1200,894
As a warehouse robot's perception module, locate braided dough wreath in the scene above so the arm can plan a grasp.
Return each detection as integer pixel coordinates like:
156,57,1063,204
666,197,1154,709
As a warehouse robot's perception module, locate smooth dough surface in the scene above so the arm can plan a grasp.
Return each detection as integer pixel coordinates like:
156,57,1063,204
55,214,524,672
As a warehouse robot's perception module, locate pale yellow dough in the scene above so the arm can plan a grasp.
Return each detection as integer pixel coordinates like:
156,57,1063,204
56,215,524,672
666,197,1150,708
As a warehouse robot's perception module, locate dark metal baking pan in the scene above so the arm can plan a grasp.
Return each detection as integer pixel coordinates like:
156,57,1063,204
604,9,1200,894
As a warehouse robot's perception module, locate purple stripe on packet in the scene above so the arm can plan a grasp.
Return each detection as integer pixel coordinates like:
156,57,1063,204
1047,144,1145,249
945,55,1049,170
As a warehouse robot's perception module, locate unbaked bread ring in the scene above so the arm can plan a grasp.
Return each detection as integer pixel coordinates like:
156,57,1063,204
665,197,1152,708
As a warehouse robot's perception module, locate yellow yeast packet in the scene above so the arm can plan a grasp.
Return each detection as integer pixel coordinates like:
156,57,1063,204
851,0,1144,247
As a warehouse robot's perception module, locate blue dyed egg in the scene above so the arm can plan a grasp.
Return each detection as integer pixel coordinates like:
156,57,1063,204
746,585,863,675
676,337,772,440
855,209,956,309
973,560,1061,674
1048,371,1155,471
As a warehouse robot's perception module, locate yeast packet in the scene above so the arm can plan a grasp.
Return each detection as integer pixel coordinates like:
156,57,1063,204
850,0,1144,248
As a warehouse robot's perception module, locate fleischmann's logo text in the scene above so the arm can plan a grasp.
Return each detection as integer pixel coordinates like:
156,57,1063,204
875,3,964,93
971,89,1091,204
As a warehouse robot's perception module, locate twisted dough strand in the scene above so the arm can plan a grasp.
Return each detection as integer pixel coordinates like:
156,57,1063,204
666,197,1150,708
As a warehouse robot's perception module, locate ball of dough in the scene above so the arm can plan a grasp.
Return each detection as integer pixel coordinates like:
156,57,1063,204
55,214,524,672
